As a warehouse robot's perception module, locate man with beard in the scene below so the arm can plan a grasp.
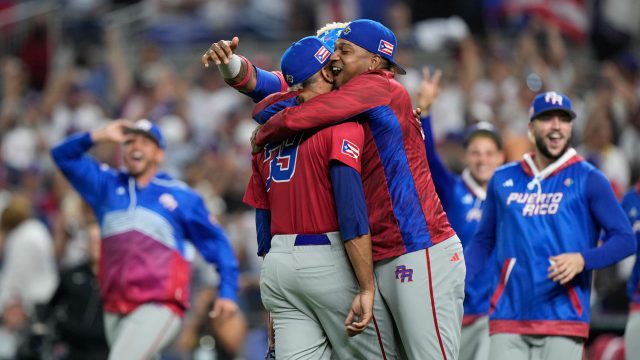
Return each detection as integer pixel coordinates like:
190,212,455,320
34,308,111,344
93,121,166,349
51,119,239,360
465,91,636,360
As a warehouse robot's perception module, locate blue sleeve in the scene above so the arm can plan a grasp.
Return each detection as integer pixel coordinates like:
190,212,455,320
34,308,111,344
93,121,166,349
255,209,272,256
254,97,298,125
330,162,369,242
248,67,286,104
421,115,457,206
622,193,640,297
464,176,498,282
50,132,110,209
183,195,239,302
581,171,636,270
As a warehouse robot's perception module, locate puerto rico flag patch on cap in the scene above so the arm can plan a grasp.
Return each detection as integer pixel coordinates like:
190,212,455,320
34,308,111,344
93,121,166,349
378,40,394,56
341,139,360,160
315,46,331,64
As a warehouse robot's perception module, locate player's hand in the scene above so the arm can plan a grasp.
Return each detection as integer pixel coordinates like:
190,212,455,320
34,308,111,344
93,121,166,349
90,119,134,144
251,124,264,155
548,253,585,284
202,37,240,68
345,291,374,337
416,67,442,113
209,298,239,319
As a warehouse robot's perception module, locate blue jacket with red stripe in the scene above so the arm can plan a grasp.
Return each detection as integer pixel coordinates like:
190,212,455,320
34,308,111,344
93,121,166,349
255,70,455,261
466,150,635,338
624,183,640,312
421,115,496,323
51,133,239,316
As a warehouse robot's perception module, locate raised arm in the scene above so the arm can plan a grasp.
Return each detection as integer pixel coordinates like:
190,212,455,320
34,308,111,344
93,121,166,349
50,120,130,208
201,37,287,103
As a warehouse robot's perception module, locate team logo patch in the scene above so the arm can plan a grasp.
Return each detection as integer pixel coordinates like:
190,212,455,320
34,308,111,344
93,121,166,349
343,26,351,35
378,40,394,56
395,265,413,283
544,91,564,105
314,46,330,64
502,179,514,187
159,193,178,211
285,74,294,84
564,178,573,187
341,139,360,160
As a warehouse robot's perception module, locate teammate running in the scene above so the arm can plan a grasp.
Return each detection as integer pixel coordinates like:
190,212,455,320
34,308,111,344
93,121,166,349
252,19,465,360
51,120,239,360
244,36,397,360
417,68,504,360
465,91,636,360
623,180,640,360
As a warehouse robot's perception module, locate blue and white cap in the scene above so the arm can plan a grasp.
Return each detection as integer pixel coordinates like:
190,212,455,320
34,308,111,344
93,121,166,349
124,119,166,149
339,19,406,75
281,36,333,86
529,91,576,121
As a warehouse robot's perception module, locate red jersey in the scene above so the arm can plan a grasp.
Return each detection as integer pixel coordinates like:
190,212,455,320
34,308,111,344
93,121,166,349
244,93,364,235
255,70,455,261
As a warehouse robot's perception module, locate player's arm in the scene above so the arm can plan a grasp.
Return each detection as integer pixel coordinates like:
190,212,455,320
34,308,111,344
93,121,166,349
549,170,636,284
243,155,273,256
50,120,130,208
255,72,391,147
622,191,640,299
464,176,498,282
331,162,374,336
184,196,239,310
202,37,287,104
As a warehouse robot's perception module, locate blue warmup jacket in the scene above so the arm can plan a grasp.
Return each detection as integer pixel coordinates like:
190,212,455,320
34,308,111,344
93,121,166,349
421,115,497,324
51,133,239,316
624,183,640,312
466,149,635,338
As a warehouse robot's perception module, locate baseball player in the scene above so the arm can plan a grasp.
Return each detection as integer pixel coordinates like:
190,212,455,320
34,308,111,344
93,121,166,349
51,120,239,360
465,91,636,360
201,22,346,107
244,36,397,359
624,180,640,360
252,20,465,360
417,68,504,360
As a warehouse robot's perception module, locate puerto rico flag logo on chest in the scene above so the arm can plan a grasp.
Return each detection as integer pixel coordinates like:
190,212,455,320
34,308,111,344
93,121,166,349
378,40,394,56
315,46,330,64
341,139,360,160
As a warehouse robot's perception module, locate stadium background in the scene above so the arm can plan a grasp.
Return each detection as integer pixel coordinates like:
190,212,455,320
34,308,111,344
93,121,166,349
0,0,638,359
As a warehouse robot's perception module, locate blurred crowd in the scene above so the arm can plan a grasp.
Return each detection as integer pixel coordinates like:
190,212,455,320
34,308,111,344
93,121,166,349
0,0,639,359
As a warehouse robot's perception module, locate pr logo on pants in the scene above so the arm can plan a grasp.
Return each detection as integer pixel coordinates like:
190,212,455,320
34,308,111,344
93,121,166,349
395,265,413,283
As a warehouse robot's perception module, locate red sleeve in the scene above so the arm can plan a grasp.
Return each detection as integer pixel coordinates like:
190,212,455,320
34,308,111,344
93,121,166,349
256,71,391,146
272,71,288,92
328,122,364,173
252,90,300,118
243,155,269,210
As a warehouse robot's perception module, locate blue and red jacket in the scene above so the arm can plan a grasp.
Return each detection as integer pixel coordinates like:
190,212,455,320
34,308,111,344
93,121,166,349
466,149,636,338
624,182,640,312
421,115,496,324
255,70,455,262
51,133,239,317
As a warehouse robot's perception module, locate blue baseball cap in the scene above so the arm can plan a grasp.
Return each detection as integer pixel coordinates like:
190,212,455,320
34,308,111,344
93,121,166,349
124,119,166,149
318,27,343,52
339,19,406,75
281,36,333,86
464,121,502,150
529,91,576,121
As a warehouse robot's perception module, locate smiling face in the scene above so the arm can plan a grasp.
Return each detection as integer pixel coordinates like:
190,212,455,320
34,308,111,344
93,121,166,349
465,135,504,186
528,110,573,164
122,133,164,179
329,39,379,88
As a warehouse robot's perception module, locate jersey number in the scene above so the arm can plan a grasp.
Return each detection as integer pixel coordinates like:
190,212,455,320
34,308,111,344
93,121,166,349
264,133,303,191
